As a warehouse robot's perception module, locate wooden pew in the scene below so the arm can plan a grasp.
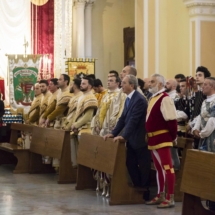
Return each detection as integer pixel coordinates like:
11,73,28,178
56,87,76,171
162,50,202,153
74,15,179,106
29,126,76,184
173,137,193,202
0,123,33,173
76,133,145,205
181,149,215,215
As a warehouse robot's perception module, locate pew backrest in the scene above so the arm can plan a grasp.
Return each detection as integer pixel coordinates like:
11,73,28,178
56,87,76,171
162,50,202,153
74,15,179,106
9,123,33,145
181,149,215,202
30,126,70,159
77,133,119,175
0,123,34,173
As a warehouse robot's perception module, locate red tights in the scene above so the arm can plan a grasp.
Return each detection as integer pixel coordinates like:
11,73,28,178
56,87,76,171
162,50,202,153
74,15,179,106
151,147,175,200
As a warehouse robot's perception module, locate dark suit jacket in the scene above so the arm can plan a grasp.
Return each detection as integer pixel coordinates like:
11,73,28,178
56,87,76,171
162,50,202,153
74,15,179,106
112,90,148,149
0,100,4,118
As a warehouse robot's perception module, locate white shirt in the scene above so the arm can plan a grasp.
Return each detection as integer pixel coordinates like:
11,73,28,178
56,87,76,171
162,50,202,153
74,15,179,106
168,91,188,121
152,88,165,98
192,93,215,138
127,90,135,100
205,94,215,102
168,90,178,100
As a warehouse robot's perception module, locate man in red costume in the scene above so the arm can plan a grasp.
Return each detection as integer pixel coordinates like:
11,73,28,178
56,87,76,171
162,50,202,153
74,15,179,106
145,74,177,208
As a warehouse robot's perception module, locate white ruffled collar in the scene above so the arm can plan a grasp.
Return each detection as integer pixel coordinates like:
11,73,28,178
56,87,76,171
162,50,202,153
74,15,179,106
206,94,215,102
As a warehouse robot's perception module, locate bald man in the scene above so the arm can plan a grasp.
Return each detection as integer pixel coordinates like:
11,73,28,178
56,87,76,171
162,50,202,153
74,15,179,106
165,79,178,100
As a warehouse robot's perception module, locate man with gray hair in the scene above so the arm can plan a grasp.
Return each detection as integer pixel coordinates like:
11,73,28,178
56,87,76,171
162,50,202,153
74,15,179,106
192,77,215,152
145,74,177,208
108,65,146,131
104,74,151,200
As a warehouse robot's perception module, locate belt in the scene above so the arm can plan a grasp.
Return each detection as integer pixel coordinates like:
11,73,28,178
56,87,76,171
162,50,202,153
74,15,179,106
147,129,169,137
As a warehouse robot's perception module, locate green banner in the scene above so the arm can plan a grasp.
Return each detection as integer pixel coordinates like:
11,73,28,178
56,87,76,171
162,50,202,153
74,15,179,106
13,67,38,106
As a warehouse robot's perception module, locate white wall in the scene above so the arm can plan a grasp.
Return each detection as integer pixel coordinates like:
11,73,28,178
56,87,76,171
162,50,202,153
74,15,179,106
91,0,134,86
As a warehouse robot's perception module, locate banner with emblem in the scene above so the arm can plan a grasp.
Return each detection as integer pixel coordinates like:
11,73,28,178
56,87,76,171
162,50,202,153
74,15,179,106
7,54,42,113
65,58,95,80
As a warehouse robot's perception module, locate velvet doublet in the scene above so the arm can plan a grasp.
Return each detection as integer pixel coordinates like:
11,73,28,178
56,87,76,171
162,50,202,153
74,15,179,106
146,92,177,150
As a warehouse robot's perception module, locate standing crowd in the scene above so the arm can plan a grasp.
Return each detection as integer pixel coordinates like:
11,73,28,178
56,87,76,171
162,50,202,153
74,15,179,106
24,65,215,209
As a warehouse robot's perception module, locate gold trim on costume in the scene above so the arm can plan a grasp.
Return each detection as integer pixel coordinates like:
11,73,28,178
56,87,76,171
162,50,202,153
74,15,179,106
57,95,72,106
148,142,173,150
74,93,98,122
28,93,43,116
170,168,175,173
98,90,119,128
67,92,83,116
95,89,108,107
40,91,51,115
146,93,164,121
55,87,72,106
48,89,59,106
147,129,169,137
164,165,170,170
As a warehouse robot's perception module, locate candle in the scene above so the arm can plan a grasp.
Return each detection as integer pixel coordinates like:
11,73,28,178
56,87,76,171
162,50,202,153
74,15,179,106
48,59,51,74
39,57,42,72
42,56,46,73
47,59,49,74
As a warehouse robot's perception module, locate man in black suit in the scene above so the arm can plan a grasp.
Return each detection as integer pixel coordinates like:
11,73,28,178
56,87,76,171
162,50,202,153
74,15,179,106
0,94,5,142
104,74,151,199
0,94,4,118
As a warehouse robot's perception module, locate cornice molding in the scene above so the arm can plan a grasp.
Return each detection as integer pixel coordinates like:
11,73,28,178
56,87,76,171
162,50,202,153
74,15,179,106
73,0,96,4
74,0,87,3
86,0,96,3
183,0,215,16
86,0,96,7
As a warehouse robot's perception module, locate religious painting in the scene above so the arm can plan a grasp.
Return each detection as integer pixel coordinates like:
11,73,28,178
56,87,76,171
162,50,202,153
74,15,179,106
123,27,135,67
65,59,95,80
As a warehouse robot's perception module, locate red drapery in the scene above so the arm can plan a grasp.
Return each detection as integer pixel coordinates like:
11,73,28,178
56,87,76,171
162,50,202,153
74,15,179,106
31,0,54,80
0,79,5,101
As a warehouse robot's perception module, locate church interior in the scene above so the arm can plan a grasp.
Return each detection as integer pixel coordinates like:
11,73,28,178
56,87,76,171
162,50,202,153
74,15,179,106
0,0,215,214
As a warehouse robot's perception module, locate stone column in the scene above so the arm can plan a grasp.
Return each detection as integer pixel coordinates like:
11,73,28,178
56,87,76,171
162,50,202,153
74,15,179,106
72,1,77,58
183,0,215,75
54,0,72,77
85,0,95,58
74,0,86,58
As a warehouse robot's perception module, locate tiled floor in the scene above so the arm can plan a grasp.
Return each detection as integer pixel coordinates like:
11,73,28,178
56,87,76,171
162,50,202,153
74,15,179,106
0,165,182,215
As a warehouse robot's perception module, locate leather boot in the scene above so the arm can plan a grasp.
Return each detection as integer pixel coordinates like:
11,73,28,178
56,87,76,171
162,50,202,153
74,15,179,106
145,192,165,205
157,194,175,208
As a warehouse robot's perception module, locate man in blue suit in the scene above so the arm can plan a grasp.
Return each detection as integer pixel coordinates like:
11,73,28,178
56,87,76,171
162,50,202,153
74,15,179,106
104,74,151,198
